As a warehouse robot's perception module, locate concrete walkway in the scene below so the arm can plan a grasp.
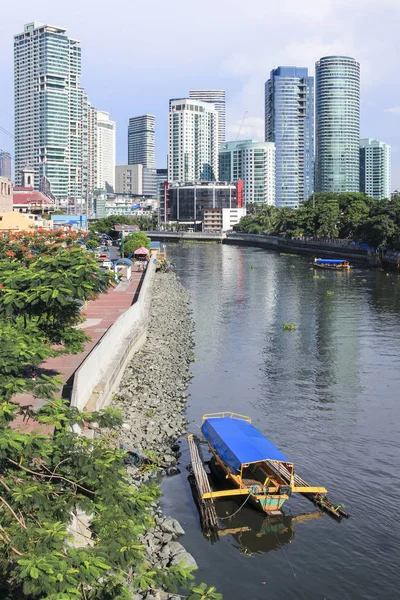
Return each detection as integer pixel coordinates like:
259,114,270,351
12,267,145,431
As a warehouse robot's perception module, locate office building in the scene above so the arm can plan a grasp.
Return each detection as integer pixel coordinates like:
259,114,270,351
219,140,276,205
143,167,157,197
161,181,240,224
265,67,314,208
96,111,116,192
189,90,225,149
115,165,143,195
0,151,12,181
156,168,168,200
360,139,391,200
315,56,360,193
128,115,155,167
168,99,219,183
14,22,84,199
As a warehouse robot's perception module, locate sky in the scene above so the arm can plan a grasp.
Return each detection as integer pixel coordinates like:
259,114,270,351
1,0,400,187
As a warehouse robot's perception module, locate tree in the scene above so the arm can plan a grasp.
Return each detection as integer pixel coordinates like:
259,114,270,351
0,231,220,600
122,232,151,257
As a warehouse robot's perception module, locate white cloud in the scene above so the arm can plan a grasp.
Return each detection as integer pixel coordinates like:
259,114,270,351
385,107,400,115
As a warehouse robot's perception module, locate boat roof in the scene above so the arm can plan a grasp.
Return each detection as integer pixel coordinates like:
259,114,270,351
315,259,347,264
202,416,289,473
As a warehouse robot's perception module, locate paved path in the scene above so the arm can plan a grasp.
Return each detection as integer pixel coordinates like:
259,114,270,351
12,267,145,431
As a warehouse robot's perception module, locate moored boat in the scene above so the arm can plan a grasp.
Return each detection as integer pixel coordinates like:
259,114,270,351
313,258,351,269
188,413,348,529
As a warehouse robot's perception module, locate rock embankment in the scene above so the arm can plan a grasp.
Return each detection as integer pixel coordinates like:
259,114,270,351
113,271,196,599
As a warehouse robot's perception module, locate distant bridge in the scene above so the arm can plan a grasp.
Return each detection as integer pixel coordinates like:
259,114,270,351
144,231,225,242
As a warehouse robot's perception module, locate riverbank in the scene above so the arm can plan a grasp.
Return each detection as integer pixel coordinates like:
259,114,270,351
113,271,196,599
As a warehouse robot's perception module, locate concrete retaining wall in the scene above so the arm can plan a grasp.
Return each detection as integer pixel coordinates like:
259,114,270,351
71,260,156,413
225,233,380,266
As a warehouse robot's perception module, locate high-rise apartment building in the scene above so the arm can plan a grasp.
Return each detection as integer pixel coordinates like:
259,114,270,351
265,67,314,209
360,139,391,200
14,22,84,199
315,56,360,193
128,115,155,168
168,99,218,183
96,111,116,192
82,93,97,196
189,90,225,149
219,140,276,205
0,151,12,181
115,165,143,195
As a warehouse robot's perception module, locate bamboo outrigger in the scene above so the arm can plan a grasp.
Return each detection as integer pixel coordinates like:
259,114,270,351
188,413,348,533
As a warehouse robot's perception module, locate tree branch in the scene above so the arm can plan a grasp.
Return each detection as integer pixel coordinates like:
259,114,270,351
7,459,95,494
0,495,28,530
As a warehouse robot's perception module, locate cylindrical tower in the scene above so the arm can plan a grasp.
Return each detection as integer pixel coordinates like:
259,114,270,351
315,56,360,193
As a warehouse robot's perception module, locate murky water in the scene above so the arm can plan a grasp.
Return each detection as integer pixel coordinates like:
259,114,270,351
161,243,400,600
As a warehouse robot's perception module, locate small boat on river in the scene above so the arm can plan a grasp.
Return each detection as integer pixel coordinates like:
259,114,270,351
313,258,351,270
188,413,348,534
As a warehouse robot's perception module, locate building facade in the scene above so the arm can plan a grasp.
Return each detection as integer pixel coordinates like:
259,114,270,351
0,151,12,181
203,207,246,232
265,67,314,209
315,56,360,193
142,168,157,197
168,99,219,183
14,22,84,199
156,168,168,201
82,94,97,196
359,139,391,200
0,176,13,213
115,165,143,195
161,181,240,224
128,115,155,168
219,140,276,206
96,111,116,192
189,90,225,149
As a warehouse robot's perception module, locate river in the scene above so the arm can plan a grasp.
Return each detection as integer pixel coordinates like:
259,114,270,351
161,242,400,600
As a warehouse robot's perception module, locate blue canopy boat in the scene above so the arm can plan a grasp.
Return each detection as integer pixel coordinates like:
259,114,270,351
187,413,347,521
313,258,351,270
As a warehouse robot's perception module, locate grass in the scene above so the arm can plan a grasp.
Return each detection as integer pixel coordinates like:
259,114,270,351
327,290,335,296
282,322,297,331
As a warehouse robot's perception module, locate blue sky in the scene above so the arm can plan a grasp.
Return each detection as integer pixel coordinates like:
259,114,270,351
1,0,399,187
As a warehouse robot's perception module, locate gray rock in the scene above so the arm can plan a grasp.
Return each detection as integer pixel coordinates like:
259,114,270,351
169,551,197,568
161,517,185,536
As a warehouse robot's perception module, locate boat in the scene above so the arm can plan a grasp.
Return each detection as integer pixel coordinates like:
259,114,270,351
187,413,348,534
313,258,351,269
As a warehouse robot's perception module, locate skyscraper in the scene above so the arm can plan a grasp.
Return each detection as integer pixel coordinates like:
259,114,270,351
189,90,225,149
265,67,314,209
219,140,276,205
168,99,219,182
315,56,360,193
96,111,116,192
82,93,97,196
360,139,391,200
0,151,12,181
128,115,155,168
14,22,84,199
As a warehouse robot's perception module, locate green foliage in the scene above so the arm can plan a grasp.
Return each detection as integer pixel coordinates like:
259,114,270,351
327,290,335,296
234,193,400,249
123,232,151,257
282,322,296,331
90,215,157,238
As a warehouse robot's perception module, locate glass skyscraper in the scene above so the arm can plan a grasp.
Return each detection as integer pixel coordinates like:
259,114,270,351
14,22,84,199
128,115,155,168
265,67,314,209
315,56,360,193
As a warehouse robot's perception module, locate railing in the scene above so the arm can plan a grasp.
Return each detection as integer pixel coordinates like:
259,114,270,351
70,260,156,412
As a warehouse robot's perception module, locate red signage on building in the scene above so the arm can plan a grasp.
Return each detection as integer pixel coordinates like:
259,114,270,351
236,179,244,208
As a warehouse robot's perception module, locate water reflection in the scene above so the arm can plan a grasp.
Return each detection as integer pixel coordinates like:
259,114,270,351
214,499,322,556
